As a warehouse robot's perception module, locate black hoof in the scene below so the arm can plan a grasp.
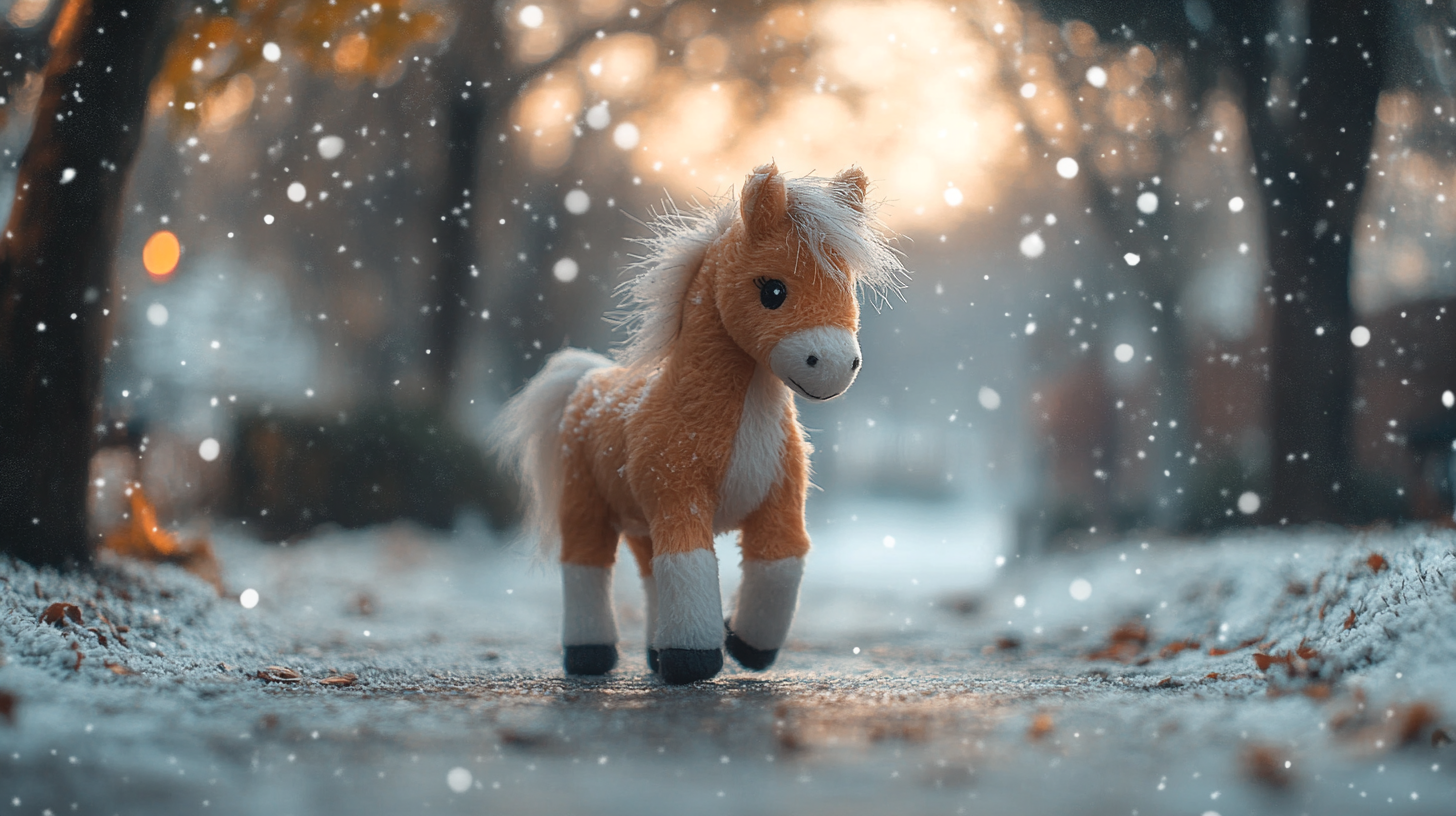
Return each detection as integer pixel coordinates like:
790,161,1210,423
724,622,778,671
564,644,617,676
647,647,660,674
657,648,722,684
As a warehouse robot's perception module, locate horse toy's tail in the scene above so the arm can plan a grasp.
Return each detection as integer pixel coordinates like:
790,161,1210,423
490,348,614,558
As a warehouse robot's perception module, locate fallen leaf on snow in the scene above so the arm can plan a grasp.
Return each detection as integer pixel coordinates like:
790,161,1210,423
319,673,358,687
1208,636,1262,657
1087,621,1149,663
1366,553,1387,573
1243,744,1293,788
1334,700,1442,752
1027,712,1054,740
353,593,376,616
1343,609,1357,630
1394,703,1439,746
103,486,224,595
40,602,82,626
104,661,138,676
255,666,303,683
1158,639,1200,659
1301,683,1333,701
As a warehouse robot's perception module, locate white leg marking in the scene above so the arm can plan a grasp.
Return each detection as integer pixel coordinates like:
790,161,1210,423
730,557,804,651
561,564,618,646
641,573,658,649
651,550,723,650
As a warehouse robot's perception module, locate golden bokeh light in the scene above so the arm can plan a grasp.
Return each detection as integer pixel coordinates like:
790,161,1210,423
580,34,658,99
634,0,1021,229
514,70,585,170
6,0,51,28
143,230,181,280
200,73,255,134
333,32,371,73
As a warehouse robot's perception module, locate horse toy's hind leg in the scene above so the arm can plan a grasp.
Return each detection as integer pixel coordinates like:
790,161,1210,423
558,448,620,675
624,535,659,671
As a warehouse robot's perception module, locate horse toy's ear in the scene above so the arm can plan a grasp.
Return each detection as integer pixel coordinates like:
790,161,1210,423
836,166,869,212
741,161,788,239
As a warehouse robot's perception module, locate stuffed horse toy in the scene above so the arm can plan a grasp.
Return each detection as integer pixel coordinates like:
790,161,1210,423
494,162,904,684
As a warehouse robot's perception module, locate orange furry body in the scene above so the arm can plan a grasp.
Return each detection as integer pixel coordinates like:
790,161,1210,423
494,162,906,681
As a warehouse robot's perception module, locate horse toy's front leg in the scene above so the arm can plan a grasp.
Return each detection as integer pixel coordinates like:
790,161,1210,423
649,509,725,684
727,434,811,670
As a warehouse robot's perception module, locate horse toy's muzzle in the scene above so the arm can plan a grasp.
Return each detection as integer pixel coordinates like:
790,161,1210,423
769,326,862,401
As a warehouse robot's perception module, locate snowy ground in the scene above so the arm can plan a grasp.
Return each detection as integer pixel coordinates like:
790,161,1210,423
2,500,1454,815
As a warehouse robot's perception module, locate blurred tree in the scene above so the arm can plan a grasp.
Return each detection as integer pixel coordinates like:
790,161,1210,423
1218,0,1389,524
420,1,672,408
0,0,182,567
0,0,449,567
1034,0,1392,526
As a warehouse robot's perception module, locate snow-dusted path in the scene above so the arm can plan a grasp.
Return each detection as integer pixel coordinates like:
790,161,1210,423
3,503,1454,815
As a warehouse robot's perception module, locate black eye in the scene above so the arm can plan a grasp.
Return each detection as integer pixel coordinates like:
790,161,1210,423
756,277,787,310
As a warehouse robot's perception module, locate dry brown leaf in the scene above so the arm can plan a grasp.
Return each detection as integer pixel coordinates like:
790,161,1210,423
104,661,138,676
256,665,302,683
1087,621,1149,663
994,636,1021,651
1208,635,1262,657
1159,639,1200,659
1027,712,1054,740
1395,703,1439,746
319,673,358,687
1344,609,1357,630
1367,553,1387,573
1243,744,1293,788
40,602,82,626
103,486,224,595
499,728,552,750
354,593,376,616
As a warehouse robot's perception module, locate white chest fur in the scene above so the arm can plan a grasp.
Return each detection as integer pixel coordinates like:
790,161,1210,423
714,365,791,532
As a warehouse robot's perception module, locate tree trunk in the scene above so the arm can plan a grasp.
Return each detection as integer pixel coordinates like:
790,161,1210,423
1227,0,1387,523
423,65,489,405
0,0,179,567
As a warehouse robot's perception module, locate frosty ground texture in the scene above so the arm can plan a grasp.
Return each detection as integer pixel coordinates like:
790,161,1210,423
2,513,1454,815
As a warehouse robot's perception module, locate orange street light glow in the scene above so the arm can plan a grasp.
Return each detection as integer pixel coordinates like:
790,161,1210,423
143,230,180,279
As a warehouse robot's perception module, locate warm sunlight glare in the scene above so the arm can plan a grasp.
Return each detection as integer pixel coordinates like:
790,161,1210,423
633,0,1021,229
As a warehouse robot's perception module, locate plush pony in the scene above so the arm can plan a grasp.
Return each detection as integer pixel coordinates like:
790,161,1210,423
494,162,905,684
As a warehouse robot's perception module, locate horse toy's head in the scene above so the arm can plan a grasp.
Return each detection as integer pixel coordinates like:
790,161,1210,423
616,162,905,399
717,163,882,400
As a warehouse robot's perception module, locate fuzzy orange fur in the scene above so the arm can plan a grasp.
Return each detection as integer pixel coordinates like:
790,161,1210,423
557,163,865,572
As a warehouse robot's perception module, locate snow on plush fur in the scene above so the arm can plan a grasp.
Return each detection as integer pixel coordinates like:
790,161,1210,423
494,163,907,683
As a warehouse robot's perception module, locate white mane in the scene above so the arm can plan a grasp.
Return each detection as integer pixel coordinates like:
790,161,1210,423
611,174,908,368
